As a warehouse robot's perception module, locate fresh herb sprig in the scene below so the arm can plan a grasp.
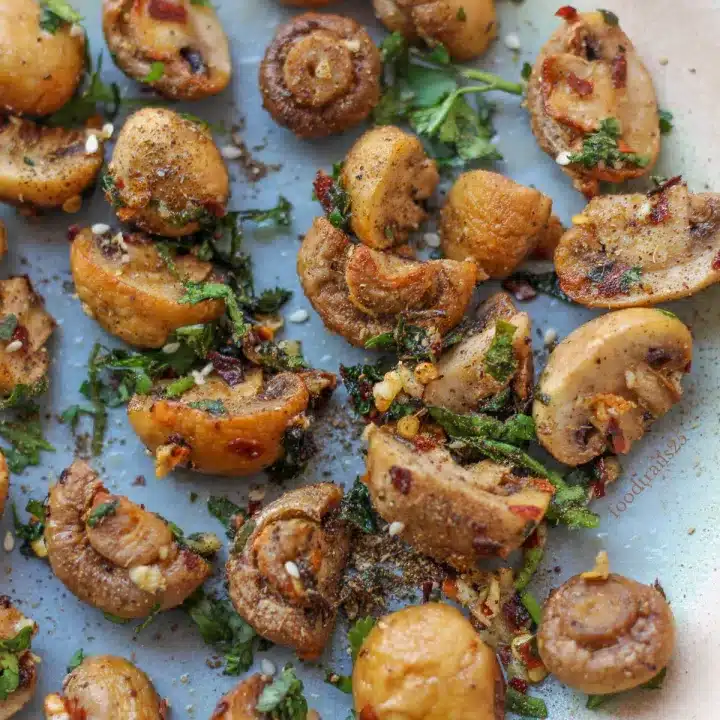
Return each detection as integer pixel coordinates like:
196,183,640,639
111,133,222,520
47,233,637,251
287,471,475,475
568,118,650,169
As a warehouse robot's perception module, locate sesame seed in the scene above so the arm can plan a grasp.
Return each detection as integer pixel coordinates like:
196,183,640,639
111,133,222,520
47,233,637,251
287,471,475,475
423,232,441,248
162,342,181,354
3,531,14,553
85,134,99,154
555,151,572,166
288,309,309,324
261,659,276,676
5,340,23,353
91,223,110,236
284,560,300,578
220,145,244,160
504,33,521,50
388,521,405,536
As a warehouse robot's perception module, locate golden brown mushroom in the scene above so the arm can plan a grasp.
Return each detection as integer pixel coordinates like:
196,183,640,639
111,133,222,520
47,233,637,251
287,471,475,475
538,557,675,695
44,460,211,619
0,276,55,405
353,603,504,719
0,117,104,211
341,126,439,249
555,179,720,307
103,0,231,100
440,170,555,278
259,13,381,138
105,107,229,237
364,425,553,568
0,0,85,117
297,217,478,348
373,0,497,61
44,655,166,720
70,226,225,348
0,596,38,720
526,8,659,197
533,309,692,466
423,292,533,413
226,484,350,660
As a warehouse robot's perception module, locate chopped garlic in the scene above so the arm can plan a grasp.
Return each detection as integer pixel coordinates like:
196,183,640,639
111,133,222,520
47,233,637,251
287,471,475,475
4,340,23,353
388,521,405,536
261,659,276,676
85,134,99,154
220,145,244,160
284,560,300,579
31,537,48,558
414,362,439,385
373,370,403,412
91,223,110,236
555,151,572,166
129,565,167,594
288,309,309,324
504,32,521,50
582,550,610,580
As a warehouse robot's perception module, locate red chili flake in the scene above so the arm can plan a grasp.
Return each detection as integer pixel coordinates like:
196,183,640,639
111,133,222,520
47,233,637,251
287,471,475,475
389,465,412,494
502,278,537,301
247,499,262,516
412,434,437,452
567,72,594,96
617,139,635,153
67,224,81,241
509,677,529,694
497,644,512,667
648,175,683,196
611,52,628,88
360,706,379,720
421,580,434,603
590,478,606,498
203,200,226,219
555,5,578,21
523,529,541,549
227,438,264,458
442,576,458,599
208,351,244,386
313,170,334,215
10,324,29,349
607,418,629,454
649,194,670,224
712,250,720,271
502,594,531,632
516,638,544,670
147,0,187,22
509,505,543,521
529,477,556,495
481,603,494,618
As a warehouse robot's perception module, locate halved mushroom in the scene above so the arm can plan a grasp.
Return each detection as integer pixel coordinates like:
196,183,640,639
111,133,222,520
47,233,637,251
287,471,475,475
106,107,229,237
555,180,720,307
0,0,85,117
210,675,269,720
297,217,478,347
70,226,225,348
0,596,38,720
373,0,497,61
0,220,7,259
45,460,211,618
526,8,659,197
341,126,439,249
259,13,381,138
128,368,335,477
533,309,692,466
103,0,231,100
538,555,674,695
0,276,55,404
0,116,104,211
44,655,166,720
440,170,554,279
364,425,553,569
424,292,533,413
227,484,350,660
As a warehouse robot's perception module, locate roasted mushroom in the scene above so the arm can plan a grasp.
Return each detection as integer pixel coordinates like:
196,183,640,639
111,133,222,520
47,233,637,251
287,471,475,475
0,116,104,211
70,226,225,348
44,655,166,720
0,0,85,117
555,179,720,307
259,13,381,138
526,8,659,197
45,460,211,618
105,108,229,237
0,276,55,405
440,170,555,278
0,220,7,259
341,126,439,249
353,603,504,719
533,309,692,466
364,425,553,568
424,292,533,413
103,0,231,100
210,675,270,720
538,553,675,695
0,596,38,720
373,0,497,61
298,217,478,348
227,484,350,660
0,452,7,518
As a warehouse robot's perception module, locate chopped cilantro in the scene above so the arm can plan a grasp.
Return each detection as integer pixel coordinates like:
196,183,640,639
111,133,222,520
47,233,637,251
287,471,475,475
12,499,46,557
250,287,292,315
313,166,351,230
521,62,532,80
0,626,34,701
568,118,650,169
256,665,308,718
484,320,518,383
207,496,245,537
340,362,385,418
39,0,83,33
0,378,48,412
456,6,467,21
179,281,249,341
429,406,536,446
659,109,674,134
340,477,378,534
506,688,548,718
365,316,437,362
240,196,293,227
66,649,85,673
0,418,55,473
253,341,308,373
143,61,165,83
348,616,376,661
267,426,316,481
86,500,119,528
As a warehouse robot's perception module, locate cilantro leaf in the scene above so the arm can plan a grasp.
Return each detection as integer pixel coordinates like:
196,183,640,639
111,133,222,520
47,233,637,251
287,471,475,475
568,117,650,169
484,320,518,383
0,653,20,701
207,496,245,537
256,665,308,718
365,316,438,362
143,61,165,83
313,167,351,230
12,499,46,557
39,0,83,33
240,196,293,227
67,649,85,673
0,626,33,653
0,378,48,412
180,281,250,340
659,109,673,134
348,617,376,662
340,477,378,534
0,418,55,473
86,500,119,528
340,362,385,418
249,288,292,315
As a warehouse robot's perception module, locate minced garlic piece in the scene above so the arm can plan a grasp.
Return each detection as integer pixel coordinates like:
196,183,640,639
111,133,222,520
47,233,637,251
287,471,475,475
582,550,610,580
129,565,167,594
44,694,71,720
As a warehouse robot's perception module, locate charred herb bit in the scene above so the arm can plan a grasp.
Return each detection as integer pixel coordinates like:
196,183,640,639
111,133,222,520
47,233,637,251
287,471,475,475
249,287,292,315
207,496,245,538
86,500,119,528
587,261,642,295
340,477,378,534
0,418,55,473
505,687,548,718
598,8,619,25
180,281,250,341
340,362,385,418
521,62,533,81
256,664,308,718
0,314,17,340
568,117,650,169
240,196,293,227
39,0,83,33
313,166,351,230
254,341,308,373
266,426,316,481
659,109,674,135
0,378,49,412
484,320,518,383
100,171,125,208
505,271,572,303
12,499,46,557
365,316,439,362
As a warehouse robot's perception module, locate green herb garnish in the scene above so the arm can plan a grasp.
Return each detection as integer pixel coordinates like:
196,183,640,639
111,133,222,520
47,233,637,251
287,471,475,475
340,477,378,534
240,196,293,227
505,688,548,718
568,118,650,169
207,496,245,537
256,665,308,718
0,418,55,473
659,109,674,134
67,649,85,673
39,0,83,33
143,61,165,83
86,500,119,528
484,320,518,383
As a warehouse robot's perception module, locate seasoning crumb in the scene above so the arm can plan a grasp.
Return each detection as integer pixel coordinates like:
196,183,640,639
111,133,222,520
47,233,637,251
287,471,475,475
688,527,696,535
285,560,300,579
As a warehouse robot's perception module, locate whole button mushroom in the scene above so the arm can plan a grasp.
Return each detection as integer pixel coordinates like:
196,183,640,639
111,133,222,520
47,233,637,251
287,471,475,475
526,7,659,197
533,308,692,466
555,178,720,307
538,554,675,695
353,604,505,719
260,13,381,138
105,108,229,237
0,596,38,720
0,0,85,117
103,0,231,100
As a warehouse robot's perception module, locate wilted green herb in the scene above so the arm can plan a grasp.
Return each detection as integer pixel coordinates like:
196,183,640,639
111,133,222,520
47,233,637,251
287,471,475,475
103,612,131,625
66,649,85,673
313,165,351,230
456,6,467,20
504,272,572,303
0,418,55,473
340,477,378,534
365,316,437,362
240,196,293,227
39,0,83,33
86,500,119,528
143,61,165,83
515,547,544,592
505,688,548,718
484,320,518,383
101,172,124,208
659,109,674,134
0,315,17,340
180,281,249,341
12,499,46,557
267,426,316,481
521,62,532,80
0,626,34,700
340,362,385,417
208,496,244,537
254,341,308,373
60,404,105,455
256,665,308,718
568,118,650,169
429,406,535,445
249,288,292,315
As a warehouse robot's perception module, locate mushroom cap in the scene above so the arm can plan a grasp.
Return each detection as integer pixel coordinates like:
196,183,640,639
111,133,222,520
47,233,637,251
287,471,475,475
538,573,675,694
526,10,659,197
0,0,86,116
227,483,350,660
556,182,720,307
128,370,312,476
342,125,439,249
364,425,553,569
297,217,478,347
533,308,692,466
0,596,38,720
353,603,505,720
424,292,534,413
259,13,381,138
107,108,229,237
45,461,211,618
210,674,269,720
103,0,231,100
0,117,104,210
440,170,553,278
70,227,225,348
